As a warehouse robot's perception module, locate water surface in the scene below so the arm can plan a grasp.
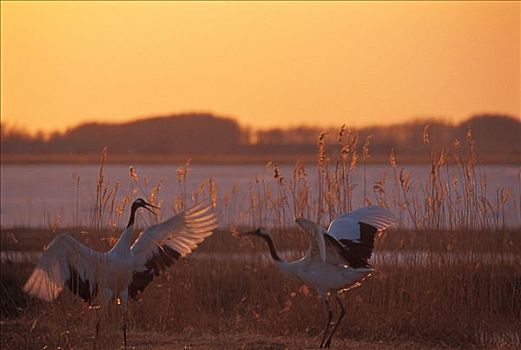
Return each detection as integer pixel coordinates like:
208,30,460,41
1,163,519,228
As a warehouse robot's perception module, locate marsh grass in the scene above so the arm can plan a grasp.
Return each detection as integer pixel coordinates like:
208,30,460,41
1,126,520,348
1,228,520,349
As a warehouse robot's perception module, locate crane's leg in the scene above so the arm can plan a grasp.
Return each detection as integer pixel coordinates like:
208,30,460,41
319,297,333,348
119,291,129,349
93,306,103,349
93,314,105,350
93,288,113,350
324,294,345,348
93,316,101,350
123,313,127,349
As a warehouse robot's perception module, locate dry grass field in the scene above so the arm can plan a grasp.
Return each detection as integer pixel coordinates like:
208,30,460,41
1,227,520,349
1,128,520,349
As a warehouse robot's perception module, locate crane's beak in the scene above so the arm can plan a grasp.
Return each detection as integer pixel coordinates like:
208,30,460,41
143,201,159,214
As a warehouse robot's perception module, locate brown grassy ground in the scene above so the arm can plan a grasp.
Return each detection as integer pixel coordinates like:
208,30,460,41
0,322,470,350
1,228,520,349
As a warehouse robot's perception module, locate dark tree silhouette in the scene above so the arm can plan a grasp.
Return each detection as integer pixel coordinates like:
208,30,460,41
1,113,519,161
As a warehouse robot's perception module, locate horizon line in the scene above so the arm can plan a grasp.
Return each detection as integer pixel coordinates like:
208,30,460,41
1,110,518,137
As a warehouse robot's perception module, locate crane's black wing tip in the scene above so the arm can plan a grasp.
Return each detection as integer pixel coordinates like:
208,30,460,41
65,264,98,304
128,245,181,299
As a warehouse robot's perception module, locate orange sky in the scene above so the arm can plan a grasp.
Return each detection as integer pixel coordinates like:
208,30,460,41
1,1,519,133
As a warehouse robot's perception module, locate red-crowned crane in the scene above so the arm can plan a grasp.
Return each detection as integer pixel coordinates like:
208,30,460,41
242,205,396,348
23,198,218,348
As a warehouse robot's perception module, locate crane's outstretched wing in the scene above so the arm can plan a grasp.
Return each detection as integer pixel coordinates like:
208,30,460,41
294,218,357,266
23,233,102,303
327,206,396,268
329,206,396,239
128,202,218,299
322,233,355,266
295,218,326,262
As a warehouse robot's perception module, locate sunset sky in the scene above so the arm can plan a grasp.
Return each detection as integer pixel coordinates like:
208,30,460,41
1,1,519,134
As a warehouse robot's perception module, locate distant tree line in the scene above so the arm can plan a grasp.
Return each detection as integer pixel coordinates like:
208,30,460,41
1,113,519,161
1,114,243,155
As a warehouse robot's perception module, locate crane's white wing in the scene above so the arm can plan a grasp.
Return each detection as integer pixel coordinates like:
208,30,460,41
327,206,396,268
128,202,217,298
23,233,103,302
295,218,326,262
328,205,396,240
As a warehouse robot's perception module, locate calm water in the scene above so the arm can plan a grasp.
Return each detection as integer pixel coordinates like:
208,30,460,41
1,163,520,228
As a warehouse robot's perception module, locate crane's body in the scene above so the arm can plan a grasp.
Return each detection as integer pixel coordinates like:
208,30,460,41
277,259,372,296
243,205,396,348
23,198,218,348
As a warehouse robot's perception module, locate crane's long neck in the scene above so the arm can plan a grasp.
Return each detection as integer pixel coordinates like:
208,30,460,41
126,206,137,229
259,234,282,262
111,205,138,254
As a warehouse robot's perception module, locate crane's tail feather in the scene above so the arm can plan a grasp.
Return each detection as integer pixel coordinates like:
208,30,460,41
23,267,62,301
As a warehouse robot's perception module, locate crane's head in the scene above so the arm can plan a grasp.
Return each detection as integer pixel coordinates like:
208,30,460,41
132,198,159,214
295,217,317,232
239,227,282,262
240,227,270,238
